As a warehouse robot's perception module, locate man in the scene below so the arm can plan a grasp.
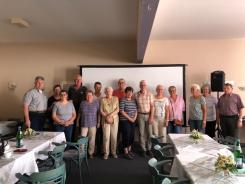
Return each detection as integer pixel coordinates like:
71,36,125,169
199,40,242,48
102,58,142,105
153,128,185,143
217,83,244,138
113,78,126,100
135,80,154,157
68,74,87,140
93,81,103,155
23,76,47,131
94,81,102,100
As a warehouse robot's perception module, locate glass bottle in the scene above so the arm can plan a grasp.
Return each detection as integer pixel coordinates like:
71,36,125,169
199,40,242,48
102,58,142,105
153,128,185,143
16,126,24,148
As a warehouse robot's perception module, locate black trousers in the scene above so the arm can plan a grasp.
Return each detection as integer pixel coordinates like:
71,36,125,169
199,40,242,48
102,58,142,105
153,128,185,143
29,112,46,131
121,120,135,149
95,126,103,154
205,120,216,138
220,115,238,138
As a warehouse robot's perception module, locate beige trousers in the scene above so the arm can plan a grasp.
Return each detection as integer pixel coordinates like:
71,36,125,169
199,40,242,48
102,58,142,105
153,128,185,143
102,120,119,156
138,114,152,151
81,126,97,155
152,116,166,143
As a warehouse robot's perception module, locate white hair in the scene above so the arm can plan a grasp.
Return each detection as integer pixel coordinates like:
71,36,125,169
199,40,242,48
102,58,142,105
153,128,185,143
104,86,113,93
191,83,201,91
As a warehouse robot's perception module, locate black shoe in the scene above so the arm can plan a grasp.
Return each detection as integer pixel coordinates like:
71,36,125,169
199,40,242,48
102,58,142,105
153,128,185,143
141,151,146,158
129,151,135,157
146,150,153,157
124,154,133,160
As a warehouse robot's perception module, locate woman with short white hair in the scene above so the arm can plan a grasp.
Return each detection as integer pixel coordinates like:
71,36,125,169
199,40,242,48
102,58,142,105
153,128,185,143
100,86,119,160
201,84,217,137
189,84,207,132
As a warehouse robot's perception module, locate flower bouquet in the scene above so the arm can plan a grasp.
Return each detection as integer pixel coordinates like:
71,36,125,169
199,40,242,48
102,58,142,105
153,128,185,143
215,154,237,176
189,129,203,143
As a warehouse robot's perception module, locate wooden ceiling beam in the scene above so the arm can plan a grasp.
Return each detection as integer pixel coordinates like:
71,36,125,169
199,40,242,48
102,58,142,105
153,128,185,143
136,0,159,63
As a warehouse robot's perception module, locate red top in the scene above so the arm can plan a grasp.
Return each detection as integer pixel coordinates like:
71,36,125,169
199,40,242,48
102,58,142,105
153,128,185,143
113,89,125,100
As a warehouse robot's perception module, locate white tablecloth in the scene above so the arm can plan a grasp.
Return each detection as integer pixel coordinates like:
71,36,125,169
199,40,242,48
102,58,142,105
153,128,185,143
168,134,245,184
0,132,66,184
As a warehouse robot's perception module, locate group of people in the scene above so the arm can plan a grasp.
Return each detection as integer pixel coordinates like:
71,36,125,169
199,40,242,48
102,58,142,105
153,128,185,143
23,74,244,160
189,83,244,139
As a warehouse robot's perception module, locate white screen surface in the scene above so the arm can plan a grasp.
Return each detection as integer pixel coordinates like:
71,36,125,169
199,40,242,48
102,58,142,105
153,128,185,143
80,65,185,97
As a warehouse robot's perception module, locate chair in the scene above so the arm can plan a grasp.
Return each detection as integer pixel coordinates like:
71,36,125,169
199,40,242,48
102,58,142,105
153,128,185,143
36,142,66,171
148,158,190,184
15,162,66,184
160,177,191,184
215,136,236,151
151,136,170,148
63,136,89,184
152,144,175,162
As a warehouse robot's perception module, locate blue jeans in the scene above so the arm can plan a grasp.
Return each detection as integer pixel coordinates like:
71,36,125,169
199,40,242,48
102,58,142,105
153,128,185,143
54,124,73,142
168,121,182,134
189,120,203,132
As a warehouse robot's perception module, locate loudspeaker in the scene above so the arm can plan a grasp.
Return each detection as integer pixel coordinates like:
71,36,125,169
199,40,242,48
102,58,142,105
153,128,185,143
211,71,225,92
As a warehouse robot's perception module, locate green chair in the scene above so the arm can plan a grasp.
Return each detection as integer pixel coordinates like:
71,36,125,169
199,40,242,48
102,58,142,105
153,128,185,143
148,158,179,184
63,136,89,184
215,136,236,150
151,136,170,148
152,144,175,163
15,162,66,184
37,142,66,171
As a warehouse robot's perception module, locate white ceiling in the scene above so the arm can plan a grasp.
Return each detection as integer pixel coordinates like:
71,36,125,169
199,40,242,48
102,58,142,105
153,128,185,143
151,0,245,40
0,0,138,42
1,0,245,43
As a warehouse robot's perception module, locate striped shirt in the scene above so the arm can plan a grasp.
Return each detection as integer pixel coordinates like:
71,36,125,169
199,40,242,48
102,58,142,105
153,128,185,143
119,97,137,121
79,100,99,127
135,91,154,113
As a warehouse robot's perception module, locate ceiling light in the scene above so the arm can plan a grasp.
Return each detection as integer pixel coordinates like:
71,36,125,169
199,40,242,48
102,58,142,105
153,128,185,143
10,17,30,28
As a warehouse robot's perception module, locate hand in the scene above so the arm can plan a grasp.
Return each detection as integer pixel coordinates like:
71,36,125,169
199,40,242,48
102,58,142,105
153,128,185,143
237,119,243,128
148,117,154,124
128,117,135,123
165,120,169,127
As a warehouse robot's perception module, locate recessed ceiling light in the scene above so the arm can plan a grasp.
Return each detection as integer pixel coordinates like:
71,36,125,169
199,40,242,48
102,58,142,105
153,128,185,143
10,17,30,28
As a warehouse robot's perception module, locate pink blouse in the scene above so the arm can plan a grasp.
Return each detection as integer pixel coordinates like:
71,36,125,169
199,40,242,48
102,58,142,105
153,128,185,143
169,95,185,121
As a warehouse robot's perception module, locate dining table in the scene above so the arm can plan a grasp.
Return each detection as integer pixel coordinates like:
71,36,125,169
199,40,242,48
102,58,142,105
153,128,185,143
168,133,245,184
0,131,66,184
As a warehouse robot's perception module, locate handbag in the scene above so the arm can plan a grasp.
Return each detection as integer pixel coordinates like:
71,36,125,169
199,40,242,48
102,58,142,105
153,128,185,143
105,115,114,124
170,99,183,126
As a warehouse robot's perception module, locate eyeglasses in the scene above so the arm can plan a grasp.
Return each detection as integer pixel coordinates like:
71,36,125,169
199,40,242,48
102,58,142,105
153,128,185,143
60,93,67,96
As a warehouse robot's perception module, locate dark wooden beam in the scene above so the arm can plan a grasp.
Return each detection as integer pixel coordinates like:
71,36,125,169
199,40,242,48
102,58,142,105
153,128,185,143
137,0,159,63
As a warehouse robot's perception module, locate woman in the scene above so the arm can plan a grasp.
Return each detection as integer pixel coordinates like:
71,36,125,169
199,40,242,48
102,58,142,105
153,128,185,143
202,84,217,138
152,85,169,143
168,86,185,134
77,90,100,158
189,84,206,132
47,84,61,130
52,90,76,142
100,87,119,160
119,86,137,160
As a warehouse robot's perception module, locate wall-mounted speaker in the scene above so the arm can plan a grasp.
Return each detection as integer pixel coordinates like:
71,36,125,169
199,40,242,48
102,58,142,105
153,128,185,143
211,71,225,92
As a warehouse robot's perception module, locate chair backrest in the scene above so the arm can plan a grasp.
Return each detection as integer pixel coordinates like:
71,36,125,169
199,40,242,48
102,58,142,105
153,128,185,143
77,136,88,159
51,144,66,162
17,162,66,184
148,158,159,176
